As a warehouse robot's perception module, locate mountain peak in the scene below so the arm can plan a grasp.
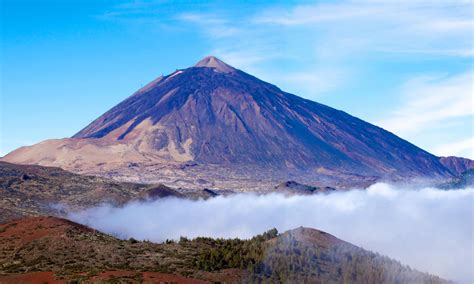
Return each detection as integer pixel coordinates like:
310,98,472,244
5,55,461,181
194,56,235,73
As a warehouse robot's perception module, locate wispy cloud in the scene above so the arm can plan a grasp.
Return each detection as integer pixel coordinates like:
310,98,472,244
433,137,474,159
97,0,473,70
377,70,473,158
379,71,473,134
177,13,241,39
253,0,474,57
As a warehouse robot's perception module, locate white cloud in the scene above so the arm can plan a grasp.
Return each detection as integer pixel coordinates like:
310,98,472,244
177,13,241,39
254,3,385,26
253,0,474,57
69,184,474,284
433,137,474,159
379,71,473,135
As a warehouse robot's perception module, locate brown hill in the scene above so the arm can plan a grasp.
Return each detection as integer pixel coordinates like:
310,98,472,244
2,56,470,188
0,162,213,223
0,217,209,283
0,217,450,284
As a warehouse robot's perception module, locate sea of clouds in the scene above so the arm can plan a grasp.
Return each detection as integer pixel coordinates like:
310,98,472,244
68,183,473,283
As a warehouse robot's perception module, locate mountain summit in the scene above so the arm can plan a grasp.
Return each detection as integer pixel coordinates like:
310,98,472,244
194,56,236,73
2,56,470,183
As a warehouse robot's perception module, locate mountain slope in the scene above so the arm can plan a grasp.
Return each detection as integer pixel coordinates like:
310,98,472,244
2,56,469,182
439,156,474,176
0,162,215,223
71,56,451,177
0,217,449,283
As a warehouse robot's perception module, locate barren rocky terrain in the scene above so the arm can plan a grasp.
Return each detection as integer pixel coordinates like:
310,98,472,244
3,57,471,191
0,162,218,223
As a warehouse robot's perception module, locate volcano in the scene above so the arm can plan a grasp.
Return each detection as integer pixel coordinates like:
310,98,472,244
2,56,470,185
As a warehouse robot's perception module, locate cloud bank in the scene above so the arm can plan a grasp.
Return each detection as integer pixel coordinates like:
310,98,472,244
69,183,473,283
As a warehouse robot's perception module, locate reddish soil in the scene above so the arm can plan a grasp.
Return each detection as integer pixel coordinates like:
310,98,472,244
91,270,210,283
0,271,65,284
0,216,92,244
0,217,214,283
0,271,209,284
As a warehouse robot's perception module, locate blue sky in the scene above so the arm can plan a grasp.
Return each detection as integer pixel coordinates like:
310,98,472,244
1,0,473,158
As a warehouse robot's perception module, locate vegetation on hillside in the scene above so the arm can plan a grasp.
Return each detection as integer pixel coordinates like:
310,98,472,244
0,217,450,283
191,228,448,284
438,168,474,189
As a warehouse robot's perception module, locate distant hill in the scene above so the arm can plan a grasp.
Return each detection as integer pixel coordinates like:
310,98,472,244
439,156,474,176
438,168,474,189
0,162,214,223
0,216,450,283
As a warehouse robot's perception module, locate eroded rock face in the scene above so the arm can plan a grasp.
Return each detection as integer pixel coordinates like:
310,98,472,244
439,156,474,175
2,56,468,181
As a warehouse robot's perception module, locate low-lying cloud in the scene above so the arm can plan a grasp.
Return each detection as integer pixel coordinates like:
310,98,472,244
68,183,473,283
